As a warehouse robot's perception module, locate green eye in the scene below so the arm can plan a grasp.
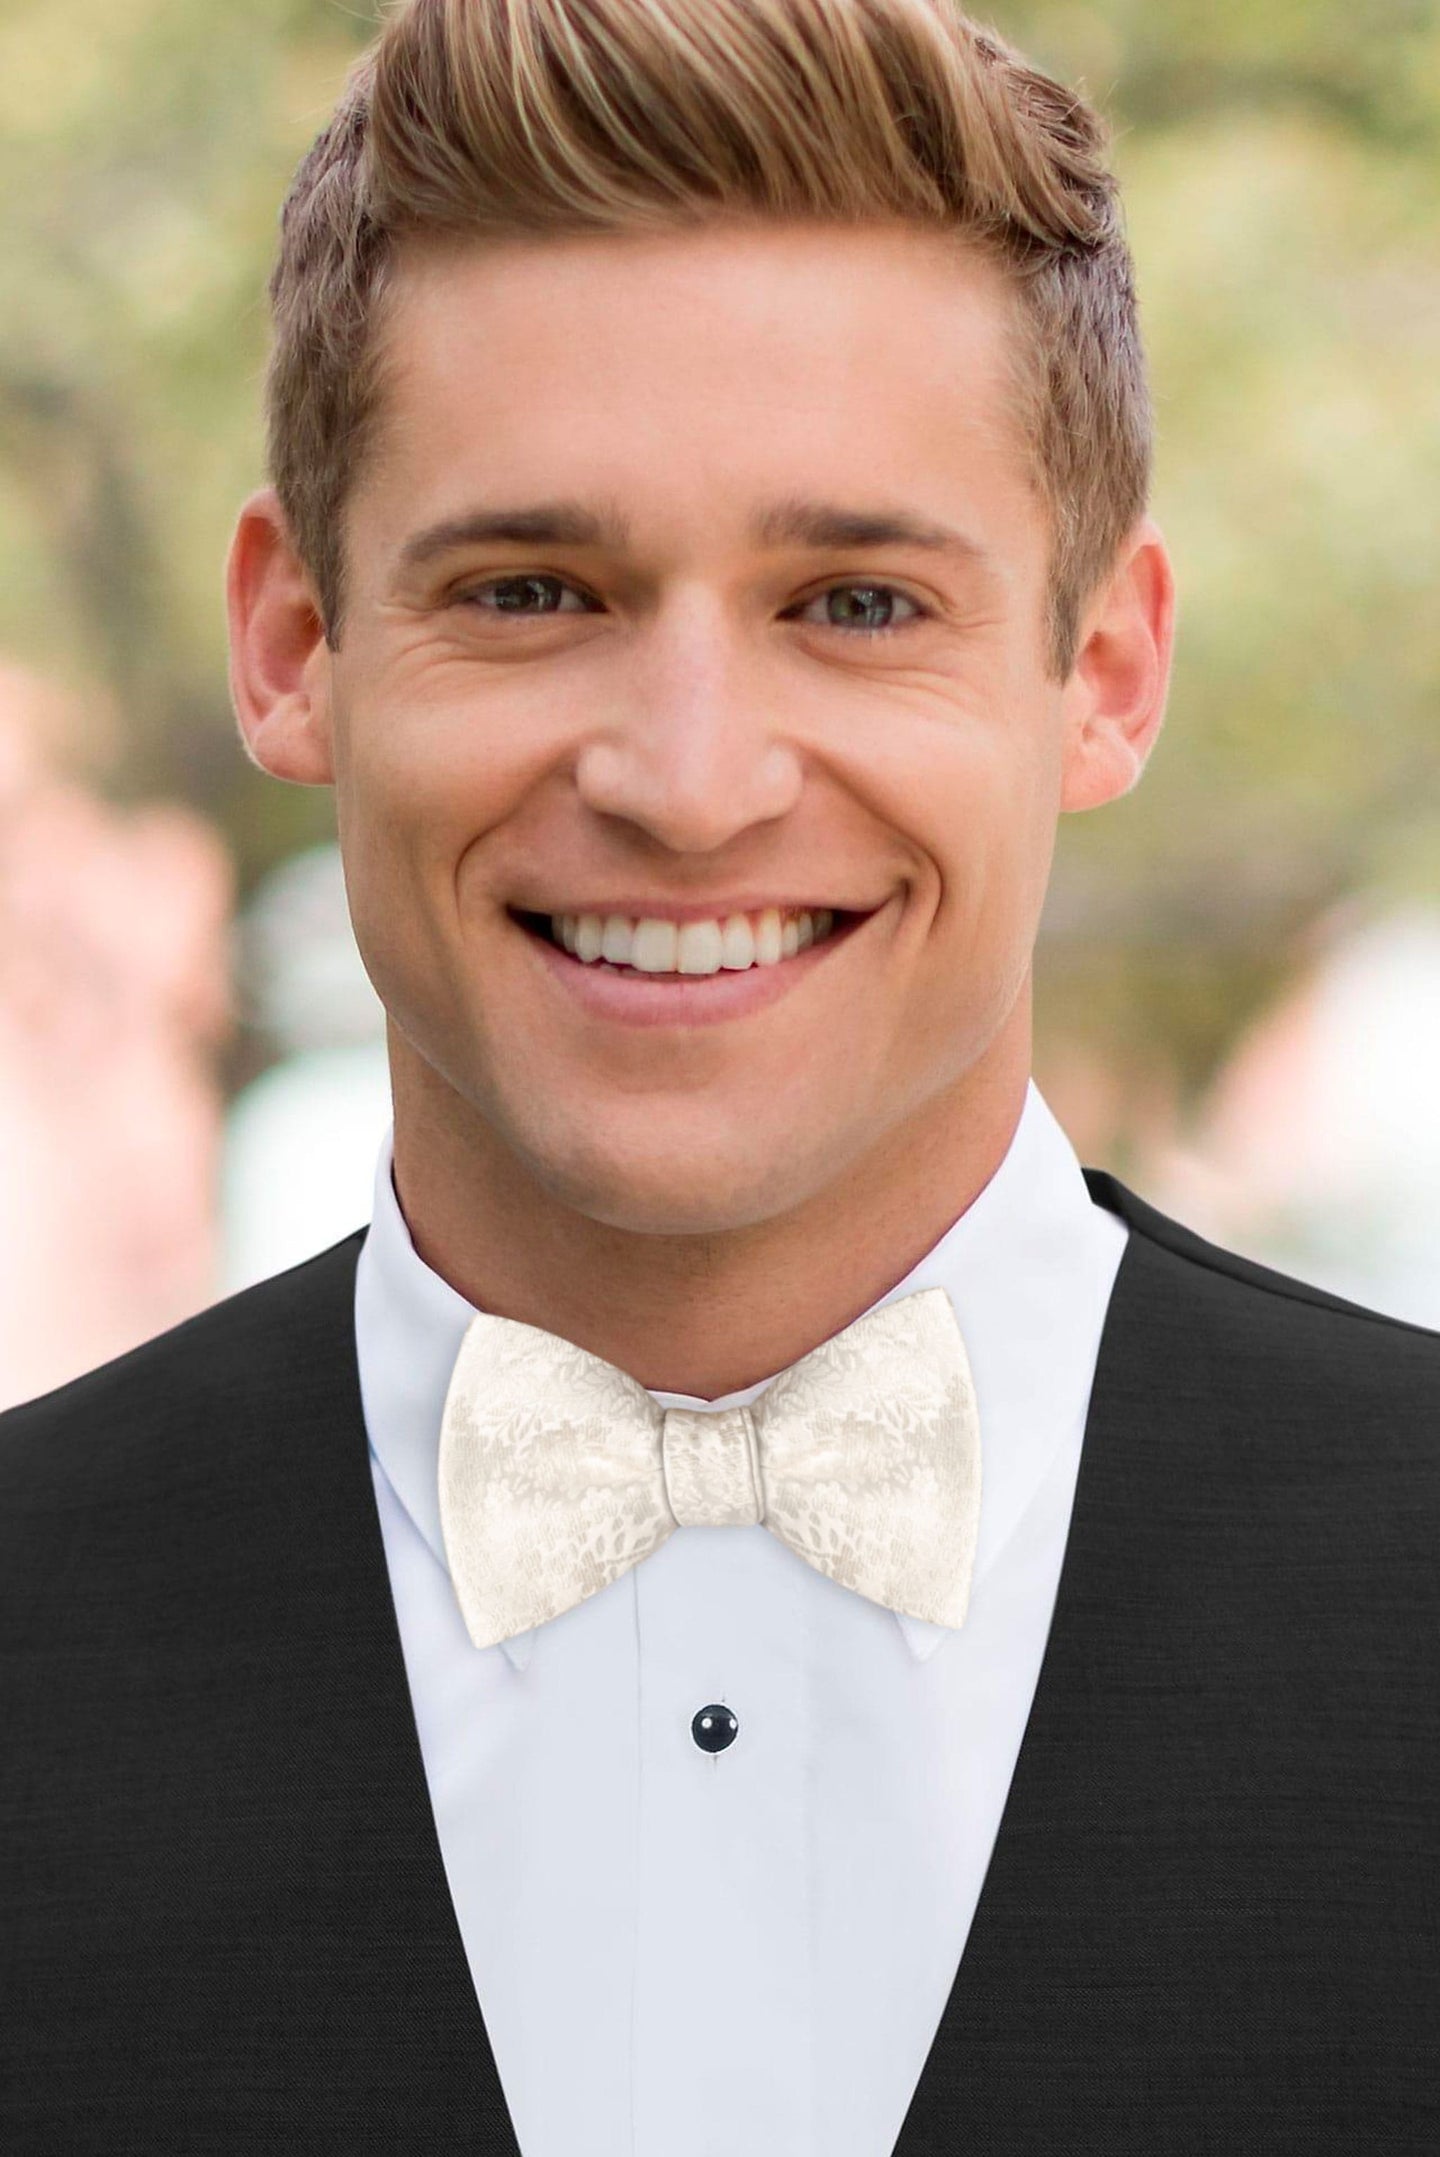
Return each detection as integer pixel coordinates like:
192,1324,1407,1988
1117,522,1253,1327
796,584,924,634
458,575,594,614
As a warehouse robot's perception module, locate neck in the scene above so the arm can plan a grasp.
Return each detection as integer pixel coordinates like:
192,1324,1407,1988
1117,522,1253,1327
388,1007,1031,1399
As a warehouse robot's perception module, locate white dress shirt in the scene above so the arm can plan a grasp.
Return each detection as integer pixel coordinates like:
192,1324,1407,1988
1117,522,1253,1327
356,1078,1129,2157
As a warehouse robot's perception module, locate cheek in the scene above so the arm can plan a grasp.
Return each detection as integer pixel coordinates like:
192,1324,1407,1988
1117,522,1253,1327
336,691,524,894
906,737,1048,915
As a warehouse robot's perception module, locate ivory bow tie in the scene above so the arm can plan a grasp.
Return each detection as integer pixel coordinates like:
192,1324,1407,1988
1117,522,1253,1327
437,1286,982,1651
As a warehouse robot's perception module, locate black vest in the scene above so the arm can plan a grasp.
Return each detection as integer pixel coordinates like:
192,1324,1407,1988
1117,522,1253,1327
2,1170,1437,2151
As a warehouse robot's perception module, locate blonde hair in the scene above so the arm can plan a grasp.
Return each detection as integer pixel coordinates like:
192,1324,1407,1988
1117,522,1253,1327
266,0,1152,681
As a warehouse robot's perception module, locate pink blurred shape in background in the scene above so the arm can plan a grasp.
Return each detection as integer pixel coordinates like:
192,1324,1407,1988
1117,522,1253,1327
0,662,232,1410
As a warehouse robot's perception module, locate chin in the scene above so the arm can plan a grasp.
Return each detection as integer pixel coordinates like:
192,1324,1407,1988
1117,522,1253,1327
525,1118,827,1239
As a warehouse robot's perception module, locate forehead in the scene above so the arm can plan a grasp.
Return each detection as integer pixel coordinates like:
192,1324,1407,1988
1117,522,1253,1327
358,219,1039,557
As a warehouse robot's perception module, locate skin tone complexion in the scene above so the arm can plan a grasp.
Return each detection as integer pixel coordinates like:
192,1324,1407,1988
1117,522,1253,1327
227,218,1175,1397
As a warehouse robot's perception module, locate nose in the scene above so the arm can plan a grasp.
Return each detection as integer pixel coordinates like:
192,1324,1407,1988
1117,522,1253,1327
573,591,804,854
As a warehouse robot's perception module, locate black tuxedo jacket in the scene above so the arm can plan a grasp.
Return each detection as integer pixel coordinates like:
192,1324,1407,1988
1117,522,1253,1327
2,1169,1437,2152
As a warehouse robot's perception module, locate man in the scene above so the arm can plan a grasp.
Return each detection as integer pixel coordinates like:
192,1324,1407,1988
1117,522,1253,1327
2,1,1435,2150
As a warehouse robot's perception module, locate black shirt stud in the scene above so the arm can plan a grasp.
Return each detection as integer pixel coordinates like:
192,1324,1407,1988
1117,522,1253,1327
691,1703,739,1754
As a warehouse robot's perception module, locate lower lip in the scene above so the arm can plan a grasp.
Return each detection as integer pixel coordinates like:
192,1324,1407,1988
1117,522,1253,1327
516,913,874,1028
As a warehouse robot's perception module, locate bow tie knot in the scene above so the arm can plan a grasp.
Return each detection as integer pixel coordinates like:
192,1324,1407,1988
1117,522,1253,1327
662,1406,765,1528
438,1287,983,1651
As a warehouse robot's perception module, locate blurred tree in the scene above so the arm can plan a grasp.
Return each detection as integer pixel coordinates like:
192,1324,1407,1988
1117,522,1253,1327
1016,0,1440,1118
1,0,1436,1122
0,0,363,851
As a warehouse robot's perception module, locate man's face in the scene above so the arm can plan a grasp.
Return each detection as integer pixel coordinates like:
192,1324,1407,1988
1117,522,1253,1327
321,221,1101,1234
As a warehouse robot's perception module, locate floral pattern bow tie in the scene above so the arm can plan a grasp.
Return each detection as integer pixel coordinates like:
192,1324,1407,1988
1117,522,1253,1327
438,1285,982,1651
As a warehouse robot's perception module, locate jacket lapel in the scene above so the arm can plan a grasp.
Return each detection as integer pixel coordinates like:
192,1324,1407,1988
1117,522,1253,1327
220,1229,522,2147
888,1171,1153,2148
891,1167,1296,2150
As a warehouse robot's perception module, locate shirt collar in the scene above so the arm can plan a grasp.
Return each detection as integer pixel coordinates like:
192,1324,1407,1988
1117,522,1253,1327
355,1078,1124,1673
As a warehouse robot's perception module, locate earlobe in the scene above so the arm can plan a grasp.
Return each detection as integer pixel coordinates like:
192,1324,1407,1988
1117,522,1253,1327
1059,517,1176,815
225,487,336,787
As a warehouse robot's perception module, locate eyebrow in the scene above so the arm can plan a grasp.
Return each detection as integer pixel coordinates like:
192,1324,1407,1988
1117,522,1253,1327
396,501,623,570
753,497,995,572
394,495,998,579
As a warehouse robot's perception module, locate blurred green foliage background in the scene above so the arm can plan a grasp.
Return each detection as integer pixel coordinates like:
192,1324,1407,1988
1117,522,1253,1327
2,0,1437,1122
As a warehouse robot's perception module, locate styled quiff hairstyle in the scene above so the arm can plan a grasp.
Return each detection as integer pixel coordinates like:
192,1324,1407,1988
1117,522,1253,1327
266,0,1152,682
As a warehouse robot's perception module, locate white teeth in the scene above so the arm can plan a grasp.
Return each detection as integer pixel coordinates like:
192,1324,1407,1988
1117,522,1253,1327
630,918,679,973
546,905,840,974
676,919,725,974
754,908,783,965
600,914,631,964
574,914,604,963
720,913,755,969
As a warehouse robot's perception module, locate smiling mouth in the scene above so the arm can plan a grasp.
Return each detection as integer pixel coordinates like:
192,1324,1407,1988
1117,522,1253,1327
510,905,870,977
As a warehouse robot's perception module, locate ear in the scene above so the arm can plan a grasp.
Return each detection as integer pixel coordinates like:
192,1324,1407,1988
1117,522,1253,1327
225,487,336,786
1058,515,1176,813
